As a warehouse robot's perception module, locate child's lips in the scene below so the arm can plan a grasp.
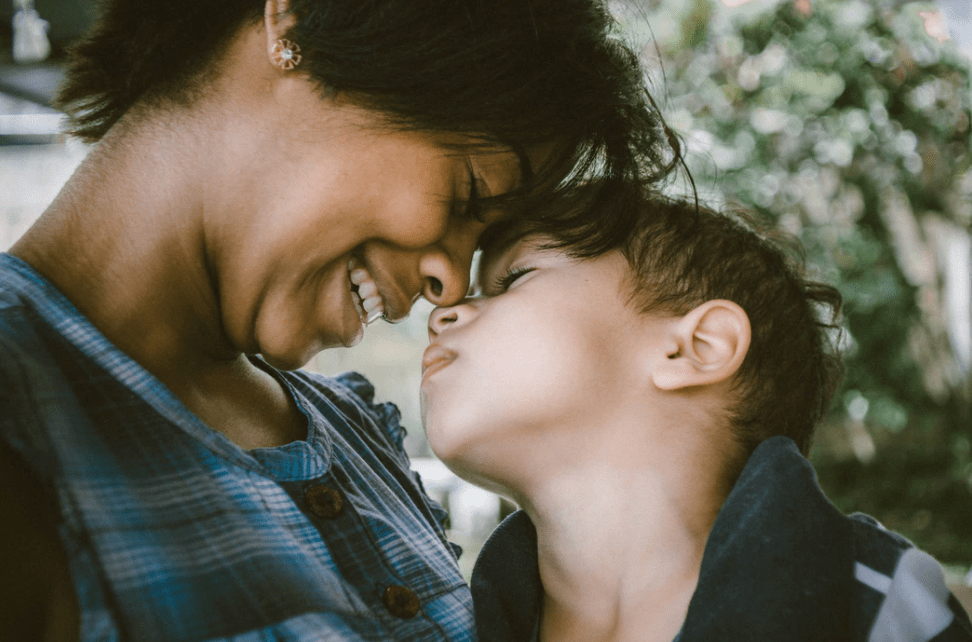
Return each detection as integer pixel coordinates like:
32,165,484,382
421,343,457,380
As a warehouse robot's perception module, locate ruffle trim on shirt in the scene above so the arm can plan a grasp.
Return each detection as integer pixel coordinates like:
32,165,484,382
334,372,461,560
408,466,464,561
335,372,407,453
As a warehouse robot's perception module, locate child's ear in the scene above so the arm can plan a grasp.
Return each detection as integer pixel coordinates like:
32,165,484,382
651,300,751,391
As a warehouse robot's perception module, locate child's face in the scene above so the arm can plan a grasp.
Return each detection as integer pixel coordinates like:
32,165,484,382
421,233,663,484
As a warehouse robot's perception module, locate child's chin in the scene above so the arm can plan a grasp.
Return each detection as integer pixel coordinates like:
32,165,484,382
431,444,508,495
428,436,477,475
424,417,470,460
427,435,466,467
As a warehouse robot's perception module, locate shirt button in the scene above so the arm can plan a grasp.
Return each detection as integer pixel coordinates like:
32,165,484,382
305,484,343,519
381,585,420,619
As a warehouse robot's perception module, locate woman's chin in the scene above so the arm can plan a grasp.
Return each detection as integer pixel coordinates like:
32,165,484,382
257,337,324,371
259,350,313,371
259,321,365,370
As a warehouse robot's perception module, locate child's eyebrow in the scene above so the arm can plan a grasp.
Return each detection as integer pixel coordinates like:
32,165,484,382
473,249,511,296
472,258,497,296
477,220,534,271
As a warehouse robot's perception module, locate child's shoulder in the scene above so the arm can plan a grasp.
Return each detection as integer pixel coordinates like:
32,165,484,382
847,512,972,641
848,511,913,576
704,437,971,640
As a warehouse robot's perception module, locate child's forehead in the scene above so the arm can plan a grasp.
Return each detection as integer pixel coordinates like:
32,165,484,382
475,229,551,288
478,220,537,264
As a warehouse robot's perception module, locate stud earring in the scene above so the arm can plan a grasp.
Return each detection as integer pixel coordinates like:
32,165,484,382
271,38,302,70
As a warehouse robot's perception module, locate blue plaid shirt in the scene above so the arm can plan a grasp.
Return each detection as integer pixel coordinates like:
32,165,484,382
0,253,474,641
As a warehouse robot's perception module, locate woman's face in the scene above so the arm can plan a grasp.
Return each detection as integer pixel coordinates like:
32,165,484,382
208,88,526,370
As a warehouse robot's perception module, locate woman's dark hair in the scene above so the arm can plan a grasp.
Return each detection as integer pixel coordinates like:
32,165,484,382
57,0,681,252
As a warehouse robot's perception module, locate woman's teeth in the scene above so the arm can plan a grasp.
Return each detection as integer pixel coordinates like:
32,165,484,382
348,258,384,325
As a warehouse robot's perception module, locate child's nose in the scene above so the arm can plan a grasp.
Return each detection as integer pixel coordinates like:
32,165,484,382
427,297,483,340
427,305,459,341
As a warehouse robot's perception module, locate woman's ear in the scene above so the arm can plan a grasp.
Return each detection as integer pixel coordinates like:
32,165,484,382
265,0,296,61
651,300,751,391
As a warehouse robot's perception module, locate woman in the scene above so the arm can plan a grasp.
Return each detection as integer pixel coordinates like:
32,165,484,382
0,0,675,639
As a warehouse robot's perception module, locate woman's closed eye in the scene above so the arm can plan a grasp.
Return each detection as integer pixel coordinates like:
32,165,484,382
461,166,487,223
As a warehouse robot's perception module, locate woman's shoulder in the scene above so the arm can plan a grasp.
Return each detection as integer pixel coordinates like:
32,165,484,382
0,252,81,379
0,265,66,459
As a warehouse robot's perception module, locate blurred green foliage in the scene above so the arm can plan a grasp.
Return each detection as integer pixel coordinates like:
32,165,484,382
621,0,972,562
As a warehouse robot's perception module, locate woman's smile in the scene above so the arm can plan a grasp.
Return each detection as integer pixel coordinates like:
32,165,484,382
348,256,386,325
209,94,527,368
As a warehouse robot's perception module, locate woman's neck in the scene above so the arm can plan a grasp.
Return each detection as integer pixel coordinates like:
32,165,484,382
520,429,732,642
11,113,228,372
9,110,305,449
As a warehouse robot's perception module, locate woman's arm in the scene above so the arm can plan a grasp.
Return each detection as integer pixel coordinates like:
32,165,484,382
0,442,78,642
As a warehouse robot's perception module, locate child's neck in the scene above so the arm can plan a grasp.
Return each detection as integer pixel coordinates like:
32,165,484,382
521,429,733,642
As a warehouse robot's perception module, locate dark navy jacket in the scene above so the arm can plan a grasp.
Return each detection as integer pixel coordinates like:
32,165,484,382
471,437,972,641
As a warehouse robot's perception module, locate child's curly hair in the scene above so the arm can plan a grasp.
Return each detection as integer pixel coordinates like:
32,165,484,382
618,196,843,463
489,187,844,466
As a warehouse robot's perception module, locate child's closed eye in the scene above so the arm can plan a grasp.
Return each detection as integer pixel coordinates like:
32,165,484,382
490,267,535,294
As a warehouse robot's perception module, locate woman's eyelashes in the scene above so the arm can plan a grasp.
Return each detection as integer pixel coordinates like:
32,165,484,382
462,167,487,223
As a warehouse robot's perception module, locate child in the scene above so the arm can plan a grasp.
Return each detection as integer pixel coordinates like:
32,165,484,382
420,193,972,642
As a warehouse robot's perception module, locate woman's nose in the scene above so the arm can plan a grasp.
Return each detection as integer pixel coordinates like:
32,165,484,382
419,221,483,306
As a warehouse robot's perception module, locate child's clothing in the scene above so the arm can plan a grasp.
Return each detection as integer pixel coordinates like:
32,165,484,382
0,253,474,641
472,436,972,642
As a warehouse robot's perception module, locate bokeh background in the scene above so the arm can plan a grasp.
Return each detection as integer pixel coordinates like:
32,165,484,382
615,0,972,577
1,0,970,587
